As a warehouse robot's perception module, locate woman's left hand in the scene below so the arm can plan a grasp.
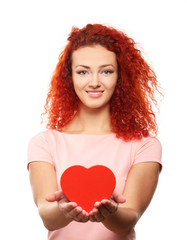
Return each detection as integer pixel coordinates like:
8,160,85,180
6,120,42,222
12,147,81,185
89,194,125,222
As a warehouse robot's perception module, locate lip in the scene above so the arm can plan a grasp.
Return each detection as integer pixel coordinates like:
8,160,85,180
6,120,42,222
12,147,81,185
86,90,104,98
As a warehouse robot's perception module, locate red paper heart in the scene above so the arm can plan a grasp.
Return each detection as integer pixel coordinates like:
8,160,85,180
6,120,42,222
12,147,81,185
60,165,116,213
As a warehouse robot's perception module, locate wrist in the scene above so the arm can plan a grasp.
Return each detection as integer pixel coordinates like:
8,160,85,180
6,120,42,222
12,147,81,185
38,201,72,231
102,206,139,237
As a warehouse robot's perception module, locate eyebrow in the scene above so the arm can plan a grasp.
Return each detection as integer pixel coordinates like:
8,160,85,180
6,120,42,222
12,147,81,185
75,64,115,69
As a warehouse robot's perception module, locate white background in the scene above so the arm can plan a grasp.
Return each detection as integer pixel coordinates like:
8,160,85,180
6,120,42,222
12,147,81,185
0,0,187,239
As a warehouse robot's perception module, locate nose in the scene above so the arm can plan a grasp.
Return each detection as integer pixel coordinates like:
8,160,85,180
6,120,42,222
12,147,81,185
89,73,101,88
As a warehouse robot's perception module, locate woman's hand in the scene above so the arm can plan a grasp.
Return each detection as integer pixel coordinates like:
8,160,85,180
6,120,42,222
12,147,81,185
45,191,125,223
45,191,89,223
89,194,126,222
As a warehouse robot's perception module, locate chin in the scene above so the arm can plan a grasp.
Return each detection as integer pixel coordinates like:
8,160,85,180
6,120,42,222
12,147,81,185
81,102,110,110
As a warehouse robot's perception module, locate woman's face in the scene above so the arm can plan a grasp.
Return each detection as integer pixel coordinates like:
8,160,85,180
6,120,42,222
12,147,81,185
71,45,118,110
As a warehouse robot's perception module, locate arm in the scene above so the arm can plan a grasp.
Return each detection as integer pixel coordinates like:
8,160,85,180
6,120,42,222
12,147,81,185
29,162,89,231
89,162,161,237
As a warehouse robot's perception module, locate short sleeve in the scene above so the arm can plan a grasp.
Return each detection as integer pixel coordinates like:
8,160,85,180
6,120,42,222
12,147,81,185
27,132,54,170
132,137,162,170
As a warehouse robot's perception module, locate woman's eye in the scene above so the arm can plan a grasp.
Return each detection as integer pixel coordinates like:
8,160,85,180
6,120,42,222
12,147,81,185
77,70,88,75
102,70,113,75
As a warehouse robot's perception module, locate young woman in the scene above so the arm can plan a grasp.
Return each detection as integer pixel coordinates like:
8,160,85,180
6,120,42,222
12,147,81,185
27,24,162,240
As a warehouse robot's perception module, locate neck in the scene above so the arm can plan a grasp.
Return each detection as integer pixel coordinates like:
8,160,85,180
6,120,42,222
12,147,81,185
63,104,112,134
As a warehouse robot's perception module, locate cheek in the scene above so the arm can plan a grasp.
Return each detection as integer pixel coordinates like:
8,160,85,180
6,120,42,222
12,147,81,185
72,76,84,90
73,81,86,92
103,78,118,90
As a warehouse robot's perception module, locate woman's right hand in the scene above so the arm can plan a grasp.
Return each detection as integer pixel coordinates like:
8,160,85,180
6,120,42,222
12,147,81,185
45,191,89,223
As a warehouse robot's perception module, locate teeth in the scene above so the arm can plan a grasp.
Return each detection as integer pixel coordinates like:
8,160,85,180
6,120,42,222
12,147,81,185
87,92,103,94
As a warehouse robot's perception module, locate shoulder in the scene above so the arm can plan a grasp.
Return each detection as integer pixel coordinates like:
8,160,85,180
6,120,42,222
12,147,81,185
117,135,162,153
130,136,162,167
132,136,162,152
29,129,59,143
28,129,61,154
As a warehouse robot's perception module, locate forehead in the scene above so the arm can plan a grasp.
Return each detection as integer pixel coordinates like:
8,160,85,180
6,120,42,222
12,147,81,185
71,45,117,66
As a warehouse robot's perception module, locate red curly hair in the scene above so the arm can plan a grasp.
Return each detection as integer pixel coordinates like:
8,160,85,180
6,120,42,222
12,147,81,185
43,24,161,141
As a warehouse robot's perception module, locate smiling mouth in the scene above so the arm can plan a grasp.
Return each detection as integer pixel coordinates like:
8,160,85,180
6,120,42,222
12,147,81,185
86,91,104,98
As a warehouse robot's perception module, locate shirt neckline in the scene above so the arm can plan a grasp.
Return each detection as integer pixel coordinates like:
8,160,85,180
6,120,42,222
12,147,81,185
54,129,115,137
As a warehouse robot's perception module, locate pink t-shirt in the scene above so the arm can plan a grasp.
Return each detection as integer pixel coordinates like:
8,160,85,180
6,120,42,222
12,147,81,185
27,129,162,240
